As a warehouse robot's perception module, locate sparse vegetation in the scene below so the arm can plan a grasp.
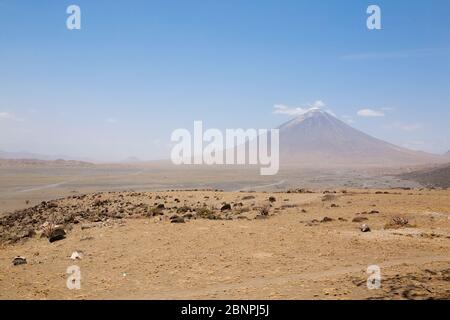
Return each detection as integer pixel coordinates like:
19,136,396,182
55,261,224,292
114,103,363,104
258,204,270,216
322,194,337,201
385,216,412,229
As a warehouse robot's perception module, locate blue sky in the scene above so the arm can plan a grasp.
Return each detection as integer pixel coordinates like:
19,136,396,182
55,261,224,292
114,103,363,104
0,0,449,161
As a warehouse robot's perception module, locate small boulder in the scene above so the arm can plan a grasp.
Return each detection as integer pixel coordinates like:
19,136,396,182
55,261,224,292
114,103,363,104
360,224,371,232
48,228,66,243
268,196,276,203
352,217,368,223
221,204,232,211
70,251,84,260
255,215,268,220
170,215,185,223
12,256,27,266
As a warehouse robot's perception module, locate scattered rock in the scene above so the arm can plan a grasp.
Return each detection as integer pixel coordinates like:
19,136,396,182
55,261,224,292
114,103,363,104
242,195,255,200
182,213,195,219
360,224,371,232
321,217,334,223
281,204,298,209
170,215,185,223
48,228,66,243
70,251,83,260
221,204,232,211
268,196,276,203
352,217,368,223
12,256,27,266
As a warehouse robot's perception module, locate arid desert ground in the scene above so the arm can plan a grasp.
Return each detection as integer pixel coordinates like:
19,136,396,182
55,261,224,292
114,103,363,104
1,162,450,300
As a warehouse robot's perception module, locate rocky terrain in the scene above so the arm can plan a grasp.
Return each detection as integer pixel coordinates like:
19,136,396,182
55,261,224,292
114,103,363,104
0,189,281,244
1,188,450,299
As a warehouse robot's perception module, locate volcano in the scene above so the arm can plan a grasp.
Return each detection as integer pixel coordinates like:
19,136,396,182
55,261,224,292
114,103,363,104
277,108,445,167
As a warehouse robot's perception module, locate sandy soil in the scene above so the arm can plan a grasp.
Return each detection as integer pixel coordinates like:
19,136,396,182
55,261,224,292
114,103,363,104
1,188,450,299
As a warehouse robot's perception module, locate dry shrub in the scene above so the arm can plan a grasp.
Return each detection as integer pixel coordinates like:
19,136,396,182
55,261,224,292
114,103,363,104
259,203,270,216
384,216,411,229
196,206,217,219
176,205,192,214
41,213,59,238
322,194,337,202
148,206,164,216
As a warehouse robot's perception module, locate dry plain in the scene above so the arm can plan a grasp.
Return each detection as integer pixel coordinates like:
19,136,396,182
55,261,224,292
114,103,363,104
0,162,449,300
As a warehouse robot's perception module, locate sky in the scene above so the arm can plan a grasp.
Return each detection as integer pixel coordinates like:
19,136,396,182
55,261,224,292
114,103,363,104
0,0,449,162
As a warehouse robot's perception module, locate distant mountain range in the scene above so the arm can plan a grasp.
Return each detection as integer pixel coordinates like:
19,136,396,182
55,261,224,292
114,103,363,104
2,109,447,169
0,150,93,163
278,108,446,167
0,158,94,168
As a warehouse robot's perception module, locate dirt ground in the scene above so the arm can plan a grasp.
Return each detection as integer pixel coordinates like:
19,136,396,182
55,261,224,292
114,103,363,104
1,188,450,299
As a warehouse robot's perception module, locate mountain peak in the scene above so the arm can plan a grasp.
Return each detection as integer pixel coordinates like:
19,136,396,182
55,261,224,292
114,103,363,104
278,108,332,129
276,108,445,167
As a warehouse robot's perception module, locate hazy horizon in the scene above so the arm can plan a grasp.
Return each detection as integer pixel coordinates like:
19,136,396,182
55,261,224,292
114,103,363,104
1,0,449,162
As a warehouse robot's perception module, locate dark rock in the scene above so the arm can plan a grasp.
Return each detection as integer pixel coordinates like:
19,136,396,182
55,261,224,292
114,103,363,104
48,228,66,243
268,196,276,203
170,216,185,223
12,256,27,266
221,204,232,211
321,217,334,223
